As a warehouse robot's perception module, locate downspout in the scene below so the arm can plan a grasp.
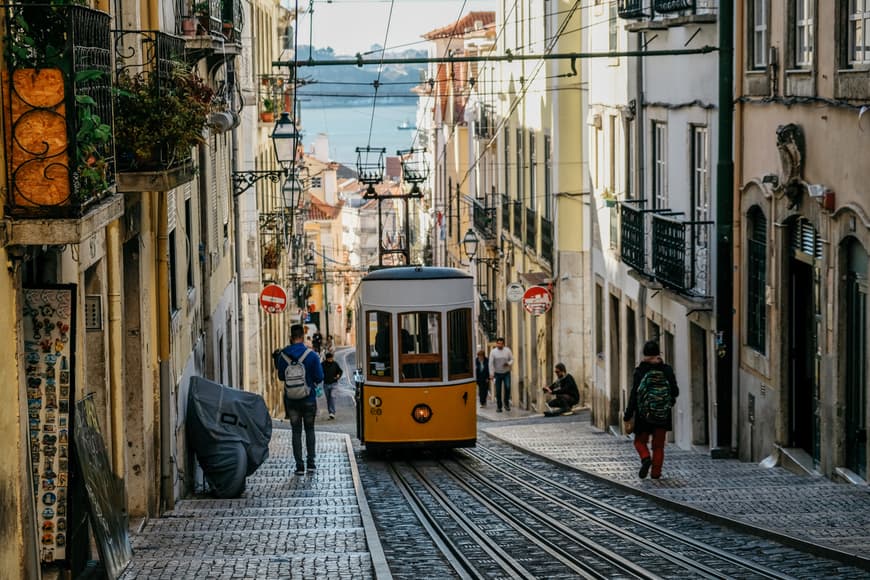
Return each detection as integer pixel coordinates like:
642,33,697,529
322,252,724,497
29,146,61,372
106,220,126,478
156,192,173,507
715,0,735,454
733,0,746,457
230,61,245,391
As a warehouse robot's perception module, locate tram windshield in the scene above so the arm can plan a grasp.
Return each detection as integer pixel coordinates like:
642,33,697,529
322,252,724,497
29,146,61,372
447,308,473,379
398,311,441,381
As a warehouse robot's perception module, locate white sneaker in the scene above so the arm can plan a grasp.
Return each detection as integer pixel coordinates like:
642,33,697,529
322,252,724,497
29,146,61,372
328,413,335,420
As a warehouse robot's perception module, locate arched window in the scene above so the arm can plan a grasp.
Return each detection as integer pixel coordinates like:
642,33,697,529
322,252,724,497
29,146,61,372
747,206,767,353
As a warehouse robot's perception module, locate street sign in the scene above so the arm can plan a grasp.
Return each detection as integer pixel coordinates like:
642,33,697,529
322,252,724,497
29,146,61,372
259,284,287,313
522,286,552,315
506,282,525,303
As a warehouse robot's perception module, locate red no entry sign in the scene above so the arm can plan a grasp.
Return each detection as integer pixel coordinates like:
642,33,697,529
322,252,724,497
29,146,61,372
259,284,287,313
522,285,552,315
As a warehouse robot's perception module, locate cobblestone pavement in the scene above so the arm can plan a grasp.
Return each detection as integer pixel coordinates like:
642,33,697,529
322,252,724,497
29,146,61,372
121,429,390,579
481,408,870,566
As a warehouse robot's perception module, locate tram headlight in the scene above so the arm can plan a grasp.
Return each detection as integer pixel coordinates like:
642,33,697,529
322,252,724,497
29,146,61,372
411,404,433,424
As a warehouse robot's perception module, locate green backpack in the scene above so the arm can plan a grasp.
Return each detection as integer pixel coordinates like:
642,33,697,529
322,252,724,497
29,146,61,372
637,369,672,426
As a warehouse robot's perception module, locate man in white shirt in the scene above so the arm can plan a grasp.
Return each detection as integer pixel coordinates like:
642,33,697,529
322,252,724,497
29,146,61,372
488,337,514,412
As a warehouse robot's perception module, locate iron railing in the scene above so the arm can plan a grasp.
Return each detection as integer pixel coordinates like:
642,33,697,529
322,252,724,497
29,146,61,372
525,207,536,252
479,296,497,341
512,200,522,238
176,0,222,37
540,216,553,263
653,0,695,13
113,30,188,171
652,214,713,296
617,0,649,18
3,4,115,217
222,0,244,42
620,201,646,271
472,198,497,240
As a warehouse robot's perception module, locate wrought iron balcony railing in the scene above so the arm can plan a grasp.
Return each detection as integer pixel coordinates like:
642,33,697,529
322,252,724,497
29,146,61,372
479,296,497,341
472,198,497,240
176,0,242,40
620,201,646,272
652,214,713,296
653,0,695,13
3,4,115,218
617,0,650,19
540,216,553,263
525,207,536,252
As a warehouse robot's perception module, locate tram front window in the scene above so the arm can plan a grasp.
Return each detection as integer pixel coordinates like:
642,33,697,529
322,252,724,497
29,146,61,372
399,312,441,381
447,308,473,379
367,311,392,379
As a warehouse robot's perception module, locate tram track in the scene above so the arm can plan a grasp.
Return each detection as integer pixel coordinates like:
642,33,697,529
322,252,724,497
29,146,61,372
458,445,797,580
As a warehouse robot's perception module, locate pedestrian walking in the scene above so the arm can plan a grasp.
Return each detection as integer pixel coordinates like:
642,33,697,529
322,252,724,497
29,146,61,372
274,324,325,476
543,363,579,416
488,337,514,412
623,340,679,479
312,331,323,354
474,349,490,407
321,351,343,420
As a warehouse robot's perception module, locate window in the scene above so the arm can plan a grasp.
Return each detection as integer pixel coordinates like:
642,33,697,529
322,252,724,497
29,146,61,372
652,121,668,209
751,0,769,69
691,126,710,225
399,311,441,381
515,128,524,204
795,0,814,67
609,2,618,52
850,0,870,65
447,308,472,379
367,311,392,379
595,283,604,360
747,207,767,353
185,198,194,290
609,115,617,192
503,126,510,198
169,229,179,313
529,131,536,210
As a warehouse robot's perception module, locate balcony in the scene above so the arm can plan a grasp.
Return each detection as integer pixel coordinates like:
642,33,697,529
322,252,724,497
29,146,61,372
652,214,712,296
620,200,713,297
176,0,243,57
478,296,497,341
654,0,695,13
113,31,196,192
3,4,116,220
618,0,650,19
472,197,497,241
525,207,536,252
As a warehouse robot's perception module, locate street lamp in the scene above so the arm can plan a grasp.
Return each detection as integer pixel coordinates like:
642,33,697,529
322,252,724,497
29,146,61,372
231,112,302,197
462,227,499,270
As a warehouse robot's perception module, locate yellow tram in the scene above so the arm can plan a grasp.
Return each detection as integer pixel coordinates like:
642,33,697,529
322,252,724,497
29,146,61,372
352,266,477,450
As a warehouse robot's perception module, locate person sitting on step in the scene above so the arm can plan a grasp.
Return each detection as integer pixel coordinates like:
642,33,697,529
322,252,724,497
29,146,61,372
543,363,579,416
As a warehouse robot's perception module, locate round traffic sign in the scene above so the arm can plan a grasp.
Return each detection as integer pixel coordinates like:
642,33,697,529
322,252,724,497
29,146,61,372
522,286,552,315
506,282,525,303
259,284,287,313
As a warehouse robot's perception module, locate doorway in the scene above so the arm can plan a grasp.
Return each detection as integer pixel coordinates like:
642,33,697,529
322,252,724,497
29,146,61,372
689,323,709,446
845,240,867,478
788,255,819,460
609,294,621,428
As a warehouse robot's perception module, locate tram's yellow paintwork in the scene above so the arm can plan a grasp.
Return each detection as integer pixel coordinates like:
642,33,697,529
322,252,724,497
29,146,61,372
352,266,477,451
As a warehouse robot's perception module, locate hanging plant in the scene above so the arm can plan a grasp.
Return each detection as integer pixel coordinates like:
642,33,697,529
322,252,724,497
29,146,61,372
114,62,215,171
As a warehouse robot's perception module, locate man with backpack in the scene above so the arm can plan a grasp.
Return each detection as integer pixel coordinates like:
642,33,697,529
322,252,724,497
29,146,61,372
274,324,325,476
623,340,679,479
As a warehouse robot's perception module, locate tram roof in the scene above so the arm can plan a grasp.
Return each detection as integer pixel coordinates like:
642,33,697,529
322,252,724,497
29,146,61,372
363,266,472,281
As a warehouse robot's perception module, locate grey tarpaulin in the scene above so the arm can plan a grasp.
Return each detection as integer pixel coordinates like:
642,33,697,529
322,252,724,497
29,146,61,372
186,376,272,498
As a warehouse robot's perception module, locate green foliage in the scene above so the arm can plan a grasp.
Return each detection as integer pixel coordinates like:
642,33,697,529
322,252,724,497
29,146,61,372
114,63,215,170
261,98,278,113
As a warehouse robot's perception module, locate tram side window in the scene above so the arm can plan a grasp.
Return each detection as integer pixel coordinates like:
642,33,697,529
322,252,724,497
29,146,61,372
398,311,441,381
367,311,392,379
447,308,473,379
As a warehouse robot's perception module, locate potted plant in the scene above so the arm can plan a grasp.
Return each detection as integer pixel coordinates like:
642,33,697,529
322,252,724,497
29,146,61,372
601,188,617,208
260,98,277,123
113,62,215,171
192,1,210,35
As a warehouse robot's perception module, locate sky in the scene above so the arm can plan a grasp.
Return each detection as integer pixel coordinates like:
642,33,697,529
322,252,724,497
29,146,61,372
291,0,496,56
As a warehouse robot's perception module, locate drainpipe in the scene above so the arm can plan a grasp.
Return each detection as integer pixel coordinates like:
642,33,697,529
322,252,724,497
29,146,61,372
714,0,735,454
230,62,245,391
156,192,173,507
106,220,125,478
733,0,746,457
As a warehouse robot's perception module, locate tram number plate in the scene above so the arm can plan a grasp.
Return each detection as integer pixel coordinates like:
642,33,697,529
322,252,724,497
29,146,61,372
370,408,382,415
